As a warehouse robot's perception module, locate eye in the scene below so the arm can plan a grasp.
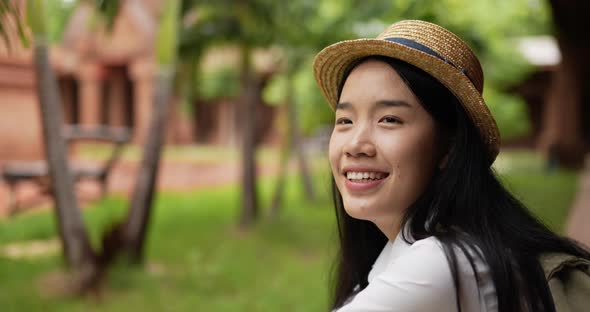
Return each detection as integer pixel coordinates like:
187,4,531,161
336,118,352,125
379,116,402,124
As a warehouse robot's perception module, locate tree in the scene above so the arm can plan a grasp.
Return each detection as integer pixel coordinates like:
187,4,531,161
26,0,95,271
119,0,181,262
0,0,119,290
181,0,276,227
2,0,180,290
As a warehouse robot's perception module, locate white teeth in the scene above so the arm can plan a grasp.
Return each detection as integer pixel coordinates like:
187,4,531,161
346,171,387,180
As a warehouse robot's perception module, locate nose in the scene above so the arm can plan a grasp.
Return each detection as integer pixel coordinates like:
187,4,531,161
343,122,376,158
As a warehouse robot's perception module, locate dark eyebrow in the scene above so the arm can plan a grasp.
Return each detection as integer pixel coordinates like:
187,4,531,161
376,100,411,108
335,102,352,110
335,100,411,111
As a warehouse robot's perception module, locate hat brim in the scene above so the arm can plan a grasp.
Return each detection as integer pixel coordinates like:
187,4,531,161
313,38,500,160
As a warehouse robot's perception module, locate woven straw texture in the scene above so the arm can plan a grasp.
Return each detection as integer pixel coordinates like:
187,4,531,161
313,20,500,162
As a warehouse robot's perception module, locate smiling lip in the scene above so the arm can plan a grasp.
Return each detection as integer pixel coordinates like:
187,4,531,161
344,178,386,192
341,166,390,193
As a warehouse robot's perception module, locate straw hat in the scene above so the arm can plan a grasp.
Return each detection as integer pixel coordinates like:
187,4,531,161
313,20,500,162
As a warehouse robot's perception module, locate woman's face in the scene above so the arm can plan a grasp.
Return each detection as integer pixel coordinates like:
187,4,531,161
329,59,441,238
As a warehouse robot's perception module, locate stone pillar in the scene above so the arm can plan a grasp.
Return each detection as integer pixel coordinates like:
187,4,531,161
78,63,103,126
129,58,156,144
107,68,128,127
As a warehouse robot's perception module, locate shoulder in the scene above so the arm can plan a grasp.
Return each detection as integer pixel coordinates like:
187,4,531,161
388,236,457,283
392,236,463,270
406,236,497,311
401,235,489,276
401,236,494,291
386,236,496,311
336,235,496,312
336,236,457,312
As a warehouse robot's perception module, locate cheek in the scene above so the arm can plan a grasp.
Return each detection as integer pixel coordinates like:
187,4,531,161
379,128,438,186
397,137,436,165
328,132,341,171
396,133,439,189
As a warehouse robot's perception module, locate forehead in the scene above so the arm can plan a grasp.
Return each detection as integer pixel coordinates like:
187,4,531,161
339,59,417,107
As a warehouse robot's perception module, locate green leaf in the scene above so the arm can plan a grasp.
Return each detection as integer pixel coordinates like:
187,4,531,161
26,0,48,38
263,73,288,106
15,5,29,48
198,66,240,100
90,0,121,31
0,0,29,49
156,0,180,66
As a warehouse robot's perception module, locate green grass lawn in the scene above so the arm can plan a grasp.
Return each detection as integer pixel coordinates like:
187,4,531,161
0,150,580,311
494,150,579,233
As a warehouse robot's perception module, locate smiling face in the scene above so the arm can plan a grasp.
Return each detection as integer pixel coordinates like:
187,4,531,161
329,59,441,239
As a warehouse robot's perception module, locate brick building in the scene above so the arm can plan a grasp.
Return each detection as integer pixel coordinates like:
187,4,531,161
0,0,277,161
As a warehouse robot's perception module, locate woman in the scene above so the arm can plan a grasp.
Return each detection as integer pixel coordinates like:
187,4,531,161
313,20,590,312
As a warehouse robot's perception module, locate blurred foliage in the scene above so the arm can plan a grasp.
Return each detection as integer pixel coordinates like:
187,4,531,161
25,0,48,36
198,66,240,100
46,0,77,43
383,0,552,139
264,56,333,135
46,0,117,43
156,0,180,66
260,0,393,135
484,85,531,140
260,0,552,138
92,0,121,31
0,0,29,49
20,0,554,139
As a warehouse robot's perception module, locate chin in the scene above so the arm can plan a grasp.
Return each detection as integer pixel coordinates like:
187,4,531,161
342,198,376,221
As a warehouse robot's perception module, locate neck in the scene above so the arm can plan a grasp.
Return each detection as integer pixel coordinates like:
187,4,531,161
374,215,403,241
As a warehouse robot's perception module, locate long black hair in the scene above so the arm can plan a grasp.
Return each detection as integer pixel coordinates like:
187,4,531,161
330,56,590,311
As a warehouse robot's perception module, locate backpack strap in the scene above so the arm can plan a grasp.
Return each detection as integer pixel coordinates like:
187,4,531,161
540,253,590,279
540,253,590,312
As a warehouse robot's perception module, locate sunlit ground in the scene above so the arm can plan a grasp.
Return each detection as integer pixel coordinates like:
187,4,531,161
0,148,578,311
77,144,280,164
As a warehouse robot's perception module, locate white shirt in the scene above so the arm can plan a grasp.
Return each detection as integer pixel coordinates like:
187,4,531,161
336,232,498,312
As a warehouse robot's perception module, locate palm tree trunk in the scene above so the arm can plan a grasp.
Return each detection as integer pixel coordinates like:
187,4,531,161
30,0,93,269
238,45,259,227
122,71,173,262
121,0,179,262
